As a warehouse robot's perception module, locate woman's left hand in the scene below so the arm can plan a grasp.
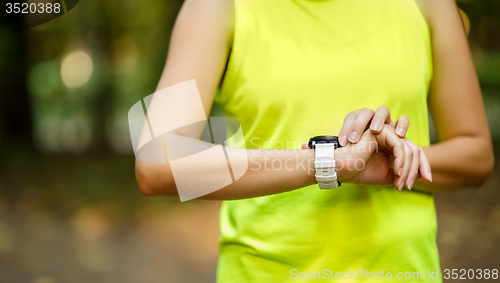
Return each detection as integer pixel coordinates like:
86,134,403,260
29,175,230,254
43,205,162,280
338,106,409,146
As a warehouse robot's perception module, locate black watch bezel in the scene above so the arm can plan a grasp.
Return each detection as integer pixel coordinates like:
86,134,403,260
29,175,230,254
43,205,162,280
308,135,341,149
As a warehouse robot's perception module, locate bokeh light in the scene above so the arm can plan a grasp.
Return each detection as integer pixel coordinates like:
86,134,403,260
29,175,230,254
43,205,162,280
61,117,92,153
35,117,61,152
106,37,138,74
61,50,93,89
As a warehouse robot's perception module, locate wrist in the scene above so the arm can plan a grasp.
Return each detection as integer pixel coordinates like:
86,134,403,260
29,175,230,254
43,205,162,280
334,135,376,183
334,147,349,183
305,149,317,185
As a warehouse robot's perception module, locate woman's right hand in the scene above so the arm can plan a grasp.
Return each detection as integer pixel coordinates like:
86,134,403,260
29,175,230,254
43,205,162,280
338,106,410,147
336,124,432,190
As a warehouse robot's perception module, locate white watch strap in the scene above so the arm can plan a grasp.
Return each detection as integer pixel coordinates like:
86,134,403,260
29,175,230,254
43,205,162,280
314,143,339,189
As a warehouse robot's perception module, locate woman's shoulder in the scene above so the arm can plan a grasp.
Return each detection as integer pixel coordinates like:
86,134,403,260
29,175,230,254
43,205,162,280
181,0,234,30
176,0,235,46
183,0,234,16
414,0,462,33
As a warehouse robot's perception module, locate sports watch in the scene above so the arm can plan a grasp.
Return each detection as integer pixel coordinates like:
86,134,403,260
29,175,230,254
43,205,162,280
308,135,342,189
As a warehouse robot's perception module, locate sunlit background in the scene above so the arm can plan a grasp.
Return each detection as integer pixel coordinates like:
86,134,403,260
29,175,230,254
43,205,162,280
0,0,499,282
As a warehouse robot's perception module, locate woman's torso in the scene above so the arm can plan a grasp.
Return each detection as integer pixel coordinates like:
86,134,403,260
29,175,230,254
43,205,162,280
216,0,440,281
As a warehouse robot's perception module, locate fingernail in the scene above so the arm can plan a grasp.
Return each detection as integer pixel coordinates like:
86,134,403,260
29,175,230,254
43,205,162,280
398,182,404,191
396,127,406,136
408,180,414,190
348,131,359,143
340,135,348,146
428,172,432,182
398,168,403,176
371,122,381,131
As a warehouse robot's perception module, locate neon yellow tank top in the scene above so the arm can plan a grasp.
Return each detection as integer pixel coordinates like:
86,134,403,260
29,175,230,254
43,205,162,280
216,0,440,282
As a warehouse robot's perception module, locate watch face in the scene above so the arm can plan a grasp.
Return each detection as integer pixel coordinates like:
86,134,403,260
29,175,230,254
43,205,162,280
308,135,340,149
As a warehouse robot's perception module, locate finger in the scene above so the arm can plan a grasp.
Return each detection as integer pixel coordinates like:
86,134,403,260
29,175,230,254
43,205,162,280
302,142,310,149
394,115,410,138
388,119,397,128
379,127,405,181
418,147,432,182
348,108,375,144
397,139,414,191
338,110,359,146
403,139,420,190
370,106,393,134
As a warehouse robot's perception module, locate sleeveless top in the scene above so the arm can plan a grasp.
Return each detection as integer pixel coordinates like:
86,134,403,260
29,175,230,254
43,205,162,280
215,0,440,282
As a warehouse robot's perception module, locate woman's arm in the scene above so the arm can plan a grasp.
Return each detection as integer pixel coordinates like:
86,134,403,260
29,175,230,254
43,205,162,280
139,125,417,199
411,0,494,191
136,0,235,197
135,0,425,199
338,1,494,191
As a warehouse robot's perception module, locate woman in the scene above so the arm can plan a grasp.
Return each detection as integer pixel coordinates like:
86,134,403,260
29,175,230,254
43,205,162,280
136,0,494,282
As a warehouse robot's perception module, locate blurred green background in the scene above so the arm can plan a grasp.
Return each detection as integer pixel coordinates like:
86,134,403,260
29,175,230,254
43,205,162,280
0,0,499,282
